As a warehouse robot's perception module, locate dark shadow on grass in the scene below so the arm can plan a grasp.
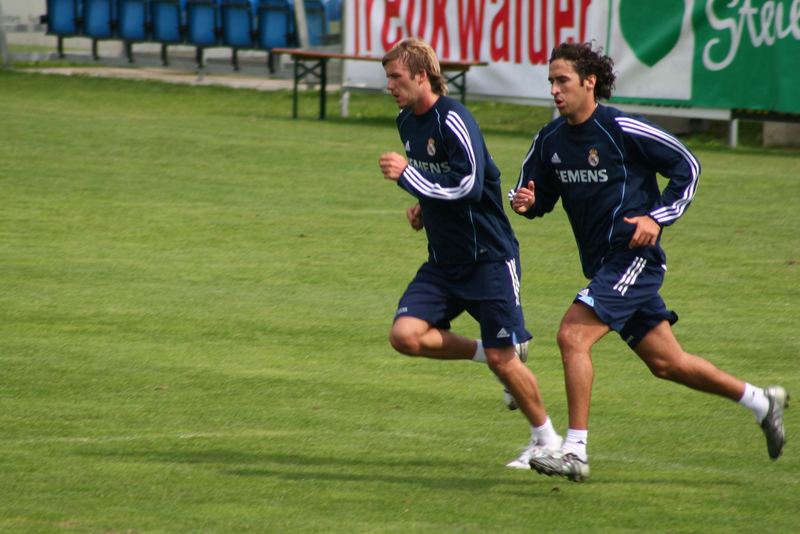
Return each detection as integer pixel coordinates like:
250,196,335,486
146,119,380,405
75,447,554,493
74,447,746,492
78,448,467,470
221,465,543,494
222,463,745,492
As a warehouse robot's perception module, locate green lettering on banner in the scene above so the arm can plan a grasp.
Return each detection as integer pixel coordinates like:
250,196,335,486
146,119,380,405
691,0,800,114
609,0,799,114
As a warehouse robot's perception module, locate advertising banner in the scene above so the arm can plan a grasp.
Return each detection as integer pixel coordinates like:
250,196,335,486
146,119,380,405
343,0,800,114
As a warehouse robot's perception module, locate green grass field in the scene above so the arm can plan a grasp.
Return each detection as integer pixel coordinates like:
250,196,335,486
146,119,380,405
1,69,798,533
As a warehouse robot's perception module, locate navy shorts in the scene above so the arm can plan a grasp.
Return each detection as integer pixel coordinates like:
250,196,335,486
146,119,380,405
575,249,678,348
394,258,532,349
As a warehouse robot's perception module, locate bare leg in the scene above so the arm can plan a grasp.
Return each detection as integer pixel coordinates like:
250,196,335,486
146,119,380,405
391,318,552,429
556,303,611,430
635,324,788,461
486,346,548,427
633,321,745,400
527,303,605,480
389,316,477,360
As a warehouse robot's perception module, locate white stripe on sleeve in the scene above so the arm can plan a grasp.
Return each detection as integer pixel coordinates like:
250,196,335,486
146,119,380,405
616,117,699,224
401,110,476,200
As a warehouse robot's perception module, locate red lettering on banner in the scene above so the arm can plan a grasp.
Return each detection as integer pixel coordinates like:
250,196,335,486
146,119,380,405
365,0,377,52
405,0,416,35
555,0,574,42
431,0,451,58
457,0,486,60
555,0,591,44
490,0,510,61
528,0,549,64
382,0,403,50
406,0,429,38
354,0,592,64
514,0,522,62
355,0,360,54
489,0,510,61
580,0,591,44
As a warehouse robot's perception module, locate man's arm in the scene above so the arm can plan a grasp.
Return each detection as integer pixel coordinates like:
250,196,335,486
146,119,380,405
616,116,700,227
508,133,559,219
511,180,536,214
623,214,661,248
406,203,423,231
379,152,408,181
395,109,485,203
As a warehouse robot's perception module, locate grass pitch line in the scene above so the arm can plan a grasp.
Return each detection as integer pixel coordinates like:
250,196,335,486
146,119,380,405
2,429,296,446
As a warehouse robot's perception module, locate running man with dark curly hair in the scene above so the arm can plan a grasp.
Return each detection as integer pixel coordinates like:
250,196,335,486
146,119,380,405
510,42,788,482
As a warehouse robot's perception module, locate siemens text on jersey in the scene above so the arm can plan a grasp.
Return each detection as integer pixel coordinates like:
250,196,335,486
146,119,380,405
408,157,452,174
555,168,609,183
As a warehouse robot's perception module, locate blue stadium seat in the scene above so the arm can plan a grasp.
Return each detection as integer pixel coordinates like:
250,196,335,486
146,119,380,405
150,0,185,65
186,0,220,67
83,0,116,59
220,0,257,69
321,0,340,22
221,0,255,48
304,0,325,46
45,0,83,36
44,0,83,57
186,0,219,46
151,0,185,43
42,0,335,73
117,0,150,62
256,0,294,49
83,0,115,38
256,0,295,71
117,0,149,41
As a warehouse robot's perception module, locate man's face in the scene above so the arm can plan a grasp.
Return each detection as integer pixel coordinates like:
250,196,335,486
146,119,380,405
384,59,423,110
548,58,596,124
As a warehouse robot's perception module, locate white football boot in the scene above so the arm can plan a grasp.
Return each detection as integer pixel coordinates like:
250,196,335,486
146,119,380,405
529,448,590,482
761,385,789,460
506,435,563,469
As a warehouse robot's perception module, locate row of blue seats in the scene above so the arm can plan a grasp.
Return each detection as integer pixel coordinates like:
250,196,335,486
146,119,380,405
42,0,342,70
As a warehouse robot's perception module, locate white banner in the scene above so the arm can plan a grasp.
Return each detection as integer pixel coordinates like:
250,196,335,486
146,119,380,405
343,0,606,100
341,0,800,115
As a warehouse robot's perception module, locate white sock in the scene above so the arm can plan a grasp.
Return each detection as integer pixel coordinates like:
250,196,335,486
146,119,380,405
562,428,588,461
532,417,561,447
472,339,487,363
738,383,769,423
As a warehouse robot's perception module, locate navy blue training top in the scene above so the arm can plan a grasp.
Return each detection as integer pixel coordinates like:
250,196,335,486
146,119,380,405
396,96,519,265
511,104,700,278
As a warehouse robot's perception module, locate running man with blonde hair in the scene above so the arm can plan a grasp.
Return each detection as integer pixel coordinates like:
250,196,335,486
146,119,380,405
379,38,562,467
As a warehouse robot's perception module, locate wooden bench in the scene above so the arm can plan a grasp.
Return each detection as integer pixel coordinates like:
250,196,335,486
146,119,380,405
271,48,488,119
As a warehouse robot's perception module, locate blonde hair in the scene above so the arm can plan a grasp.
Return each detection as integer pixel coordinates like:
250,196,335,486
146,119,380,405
382,38,449,96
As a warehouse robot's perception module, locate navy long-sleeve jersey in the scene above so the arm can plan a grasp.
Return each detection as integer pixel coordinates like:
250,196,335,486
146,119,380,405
512,104,700,279
396,96,519,265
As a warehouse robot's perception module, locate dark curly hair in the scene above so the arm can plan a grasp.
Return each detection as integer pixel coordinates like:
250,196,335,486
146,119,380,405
549,42,616,100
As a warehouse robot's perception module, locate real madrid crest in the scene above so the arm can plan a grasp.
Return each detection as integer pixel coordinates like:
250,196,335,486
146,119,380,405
588,148,600,167
427,137,436,156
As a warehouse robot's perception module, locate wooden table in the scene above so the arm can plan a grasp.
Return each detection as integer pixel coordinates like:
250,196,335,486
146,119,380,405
271,48,488,119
